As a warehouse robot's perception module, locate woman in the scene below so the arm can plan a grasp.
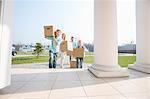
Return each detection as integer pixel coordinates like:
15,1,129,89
47,29,62,68
60,33,67,68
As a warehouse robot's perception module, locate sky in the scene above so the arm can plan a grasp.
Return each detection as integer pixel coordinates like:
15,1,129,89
117,0,136,45
13,0,136,45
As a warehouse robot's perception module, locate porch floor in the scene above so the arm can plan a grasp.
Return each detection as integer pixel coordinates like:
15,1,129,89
0,63,150,99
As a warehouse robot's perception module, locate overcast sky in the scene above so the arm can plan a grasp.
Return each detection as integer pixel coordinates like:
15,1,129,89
12,0,136,45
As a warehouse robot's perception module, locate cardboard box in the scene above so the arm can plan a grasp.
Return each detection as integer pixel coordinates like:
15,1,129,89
73,48,85,58
44,26,56,37
67,50,73,56
60,41,68,52
70,61,77,68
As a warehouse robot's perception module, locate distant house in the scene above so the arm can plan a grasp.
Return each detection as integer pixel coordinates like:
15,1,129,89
20,45,35,52
118,44,136,54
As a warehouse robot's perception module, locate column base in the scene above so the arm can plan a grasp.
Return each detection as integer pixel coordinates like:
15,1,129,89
128,63,150,74
0,82,10,89
88,64,129,78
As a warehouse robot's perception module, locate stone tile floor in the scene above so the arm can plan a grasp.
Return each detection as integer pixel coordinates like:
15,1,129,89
0,64,150,99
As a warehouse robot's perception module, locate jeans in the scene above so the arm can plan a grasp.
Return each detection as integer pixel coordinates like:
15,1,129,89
77,57,83,68
49,50,58,68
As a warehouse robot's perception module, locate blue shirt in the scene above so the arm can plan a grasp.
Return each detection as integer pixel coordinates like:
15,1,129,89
47,36,62,53
72,41,77,49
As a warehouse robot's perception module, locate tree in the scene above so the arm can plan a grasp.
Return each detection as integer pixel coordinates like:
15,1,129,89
84,43,94,52
33,43,44,58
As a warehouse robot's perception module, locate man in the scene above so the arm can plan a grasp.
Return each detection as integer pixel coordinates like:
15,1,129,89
70,36,77,61
71,36,77,49
47,29,62,68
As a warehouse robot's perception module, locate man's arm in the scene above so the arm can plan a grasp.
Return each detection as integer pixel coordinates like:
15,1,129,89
46,36,52,40
52,37,58,45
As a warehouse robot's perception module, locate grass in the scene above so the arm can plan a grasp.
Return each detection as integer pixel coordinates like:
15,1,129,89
85,52,94,56
17,51,93,56
84,55,94,64
84,55,136,67
12,56,49,64
12,53,136,68
118,55,136,67
17,51,49,55
17,51,34,55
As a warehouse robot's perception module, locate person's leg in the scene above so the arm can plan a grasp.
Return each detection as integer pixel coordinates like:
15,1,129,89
70,56,71,61
60,52,64,68
80,58,83,68
76,57,79,68
53,53,58,68
49,50,53,68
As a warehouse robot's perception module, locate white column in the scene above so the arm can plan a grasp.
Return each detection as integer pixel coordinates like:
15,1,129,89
129,0,150,73
0,0,13,89
88,0,129,77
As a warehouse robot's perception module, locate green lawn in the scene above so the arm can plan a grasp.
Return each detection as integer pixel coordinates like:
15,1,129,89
12,54,136,68
17,51,34,55
84,55,136,67
84,55,94,64
85,52,94,56
12,56,49,64
17,51,49,56
118,56,136,67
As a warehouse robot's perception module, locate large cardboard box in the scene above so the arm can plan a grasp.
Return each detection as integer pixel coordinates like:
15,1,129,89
73,48,85,58
60,41,68,52
70,61,77,68
44,26,56,37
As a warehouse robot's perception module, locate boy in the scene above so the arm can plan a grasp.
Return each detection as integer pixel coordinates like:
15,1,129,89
76,40,84,68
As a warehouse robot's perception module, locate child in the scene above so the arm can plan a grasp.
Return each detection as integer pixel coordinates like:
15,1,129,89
77,40,84,68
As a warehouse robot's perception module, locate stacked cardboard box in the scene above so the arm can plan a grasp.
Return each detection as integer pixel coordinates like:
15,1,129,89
70,58,77,68
69,48,85,68
70,61,77,68
44,25,57,37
